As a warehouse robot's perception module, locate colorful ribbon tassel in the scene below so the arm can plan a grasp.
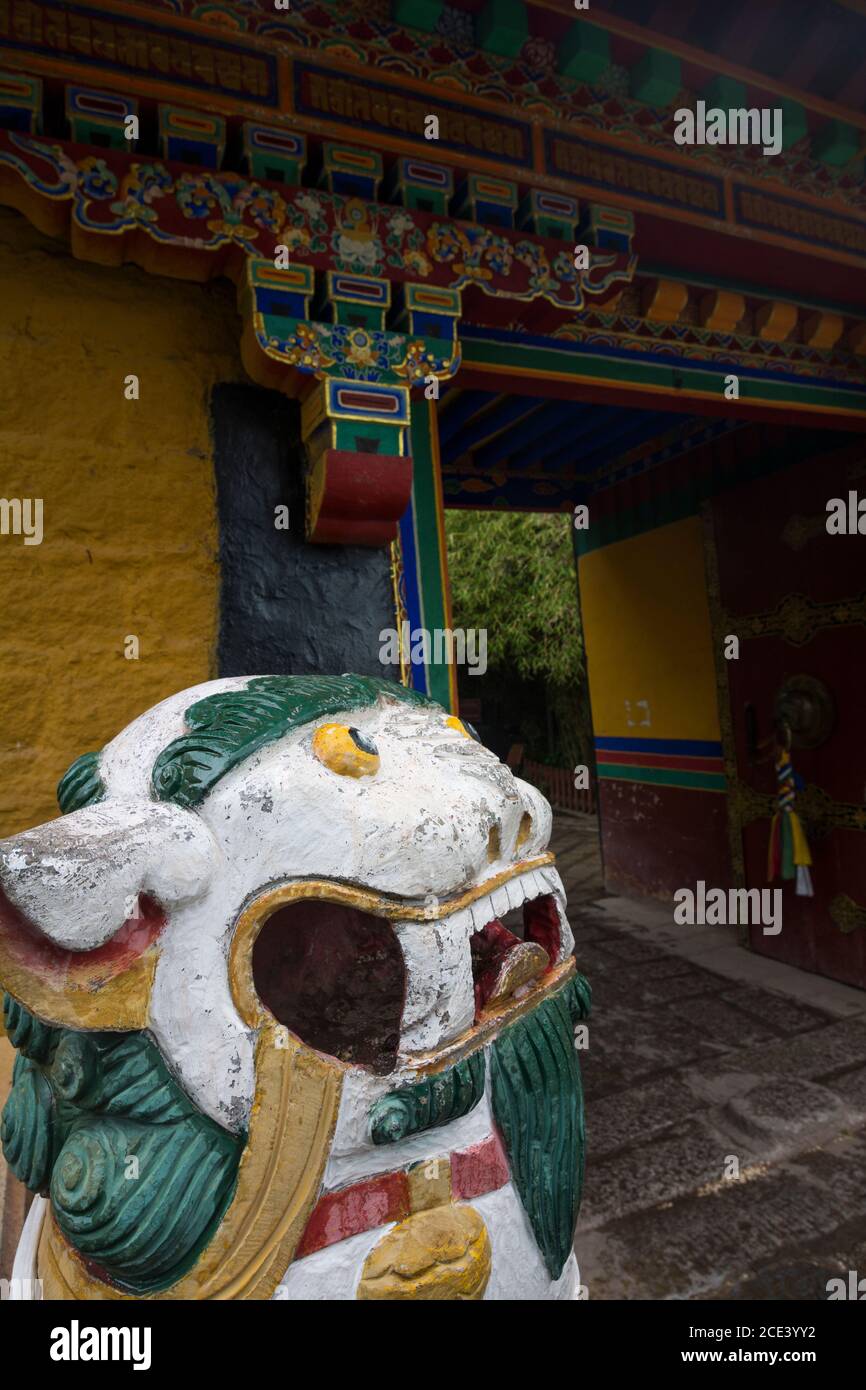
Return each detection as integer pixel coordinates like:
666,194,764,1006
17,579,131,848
767,748,813,897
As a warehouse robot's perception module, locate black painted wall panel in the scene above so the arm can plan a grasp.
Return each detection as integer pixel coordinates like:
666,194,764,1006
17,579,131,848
210,383,397,680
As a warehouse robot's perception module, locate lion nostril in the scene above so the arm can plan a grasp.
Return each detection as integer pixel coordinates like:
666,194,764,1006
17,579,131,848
516,812,532,852
487,825,501,863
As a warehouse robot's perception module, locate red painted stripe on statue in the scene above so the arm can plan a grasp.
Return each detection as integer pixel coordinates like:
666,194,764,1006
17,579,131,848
451,1132,510,1201
295,1170,410,1259
296,1133,511,1259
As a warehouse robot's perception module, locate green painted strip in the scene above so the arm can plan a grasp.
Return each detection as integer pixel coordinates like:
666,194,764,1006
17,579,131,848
409,401,453,711
597,763,727,792
461,338,866,414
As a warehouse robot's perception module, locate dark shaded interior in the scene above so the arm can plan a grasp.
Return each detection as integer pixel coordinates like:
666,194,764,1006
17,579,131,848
470,893,561,1012
251,899,406,1074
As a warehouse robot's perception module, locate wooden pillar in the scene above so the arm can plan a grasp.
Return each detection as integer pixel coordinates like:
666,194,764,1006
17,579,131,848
397,398,457,712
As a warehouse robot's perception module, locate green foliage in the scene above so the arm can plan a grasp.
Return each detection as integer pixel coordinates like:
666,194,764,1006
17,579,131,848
445,510,583,687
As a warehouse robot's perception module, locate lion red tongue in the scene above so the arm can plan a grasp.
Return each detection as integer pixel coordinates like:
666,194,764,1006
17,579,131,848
470,918,549,1015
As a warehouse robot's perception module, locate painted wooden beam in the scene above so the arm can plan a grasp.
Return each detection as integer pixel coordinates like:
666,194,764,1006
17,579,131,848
848,323,866,355
716,0,784,67
782,16,844,92
445,395,544,458
477,0,528,59
498,405,637,472
437,390,496,448
812,118,861,167
699,291,745,334
0,71,42,134
754,301,798,342
629,48,682,107
642,278,689,324
392,0,444,33
779,98,809,150
802,311,844,350
558,22,610,84
588,0,866,131
473,400,595,471
532,411,685,474
457,328,866,429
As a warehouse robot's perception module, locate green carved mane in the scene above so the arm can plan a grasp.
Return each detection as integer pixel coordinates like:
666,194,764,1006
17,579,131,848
1,995,242,1294
58,674,434,814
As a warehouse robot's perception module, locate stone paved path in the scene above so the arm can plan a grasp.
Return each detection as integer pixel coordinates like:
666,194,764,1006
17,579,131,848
550,813,866,1301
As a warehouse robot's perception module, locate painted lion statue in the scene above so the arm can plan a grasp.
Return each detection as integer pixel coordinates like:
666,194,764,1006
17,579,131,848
0,675,589,1300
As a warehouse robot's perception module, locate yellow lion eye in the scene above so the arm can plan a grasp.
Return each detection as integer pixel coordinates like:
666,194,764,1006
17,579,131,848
446,716,480,742
313,724,380,778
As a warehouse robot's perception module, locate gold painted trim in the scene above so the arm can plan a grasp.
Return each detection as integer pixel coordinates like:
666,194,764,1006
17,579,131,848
229,858,555,1028
230,856,556,1034
0,947,156,1032
410,958,576,1074
389,536,411,688
723,590,866,647
38,1019,342,1301
831,894,866,935
732,780,866,836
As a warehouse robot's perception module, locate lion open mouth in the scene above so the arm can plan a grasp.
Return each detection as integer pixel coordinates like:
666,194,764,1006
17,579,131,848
248,861,573,1075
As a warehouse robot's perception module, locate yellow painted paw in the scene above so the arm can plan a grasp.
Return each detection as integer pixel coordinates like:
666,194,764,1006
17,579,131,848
356,1205,491,1301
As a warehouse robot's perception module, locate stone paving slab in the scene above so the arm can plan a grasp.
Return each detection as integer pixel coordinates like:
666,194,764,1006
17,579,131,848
548,813,866,1301
718,984,834,1036
587,1072,710,1158
580,1127,866,1300
671,995,781,1049
582,1118,753,1233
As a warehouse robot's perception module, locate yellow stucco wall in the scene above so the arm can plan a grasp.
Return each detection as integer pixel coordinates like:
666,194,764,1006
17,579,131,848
0,206,245,836
578,516,721,742
0,206,247,1261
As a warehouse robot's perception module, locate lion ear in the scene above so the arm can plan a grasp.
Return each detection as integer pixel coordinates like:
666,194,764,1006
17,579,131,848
0,801,218,950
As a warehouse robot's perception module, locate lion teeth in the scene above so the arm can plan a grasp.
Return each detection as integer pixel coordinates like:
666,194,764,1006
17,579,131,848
396,863,575,1056
504,879,524,913
490,885,511,921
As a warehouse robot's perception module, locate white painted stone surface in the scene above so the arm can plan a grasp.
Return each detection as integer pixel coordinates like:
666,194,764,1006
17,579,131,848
2,679,583,1299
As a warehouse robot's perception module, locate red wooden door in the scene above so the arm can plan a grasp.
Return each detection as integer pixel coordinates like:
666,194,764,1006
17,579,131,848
710,440,866,988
